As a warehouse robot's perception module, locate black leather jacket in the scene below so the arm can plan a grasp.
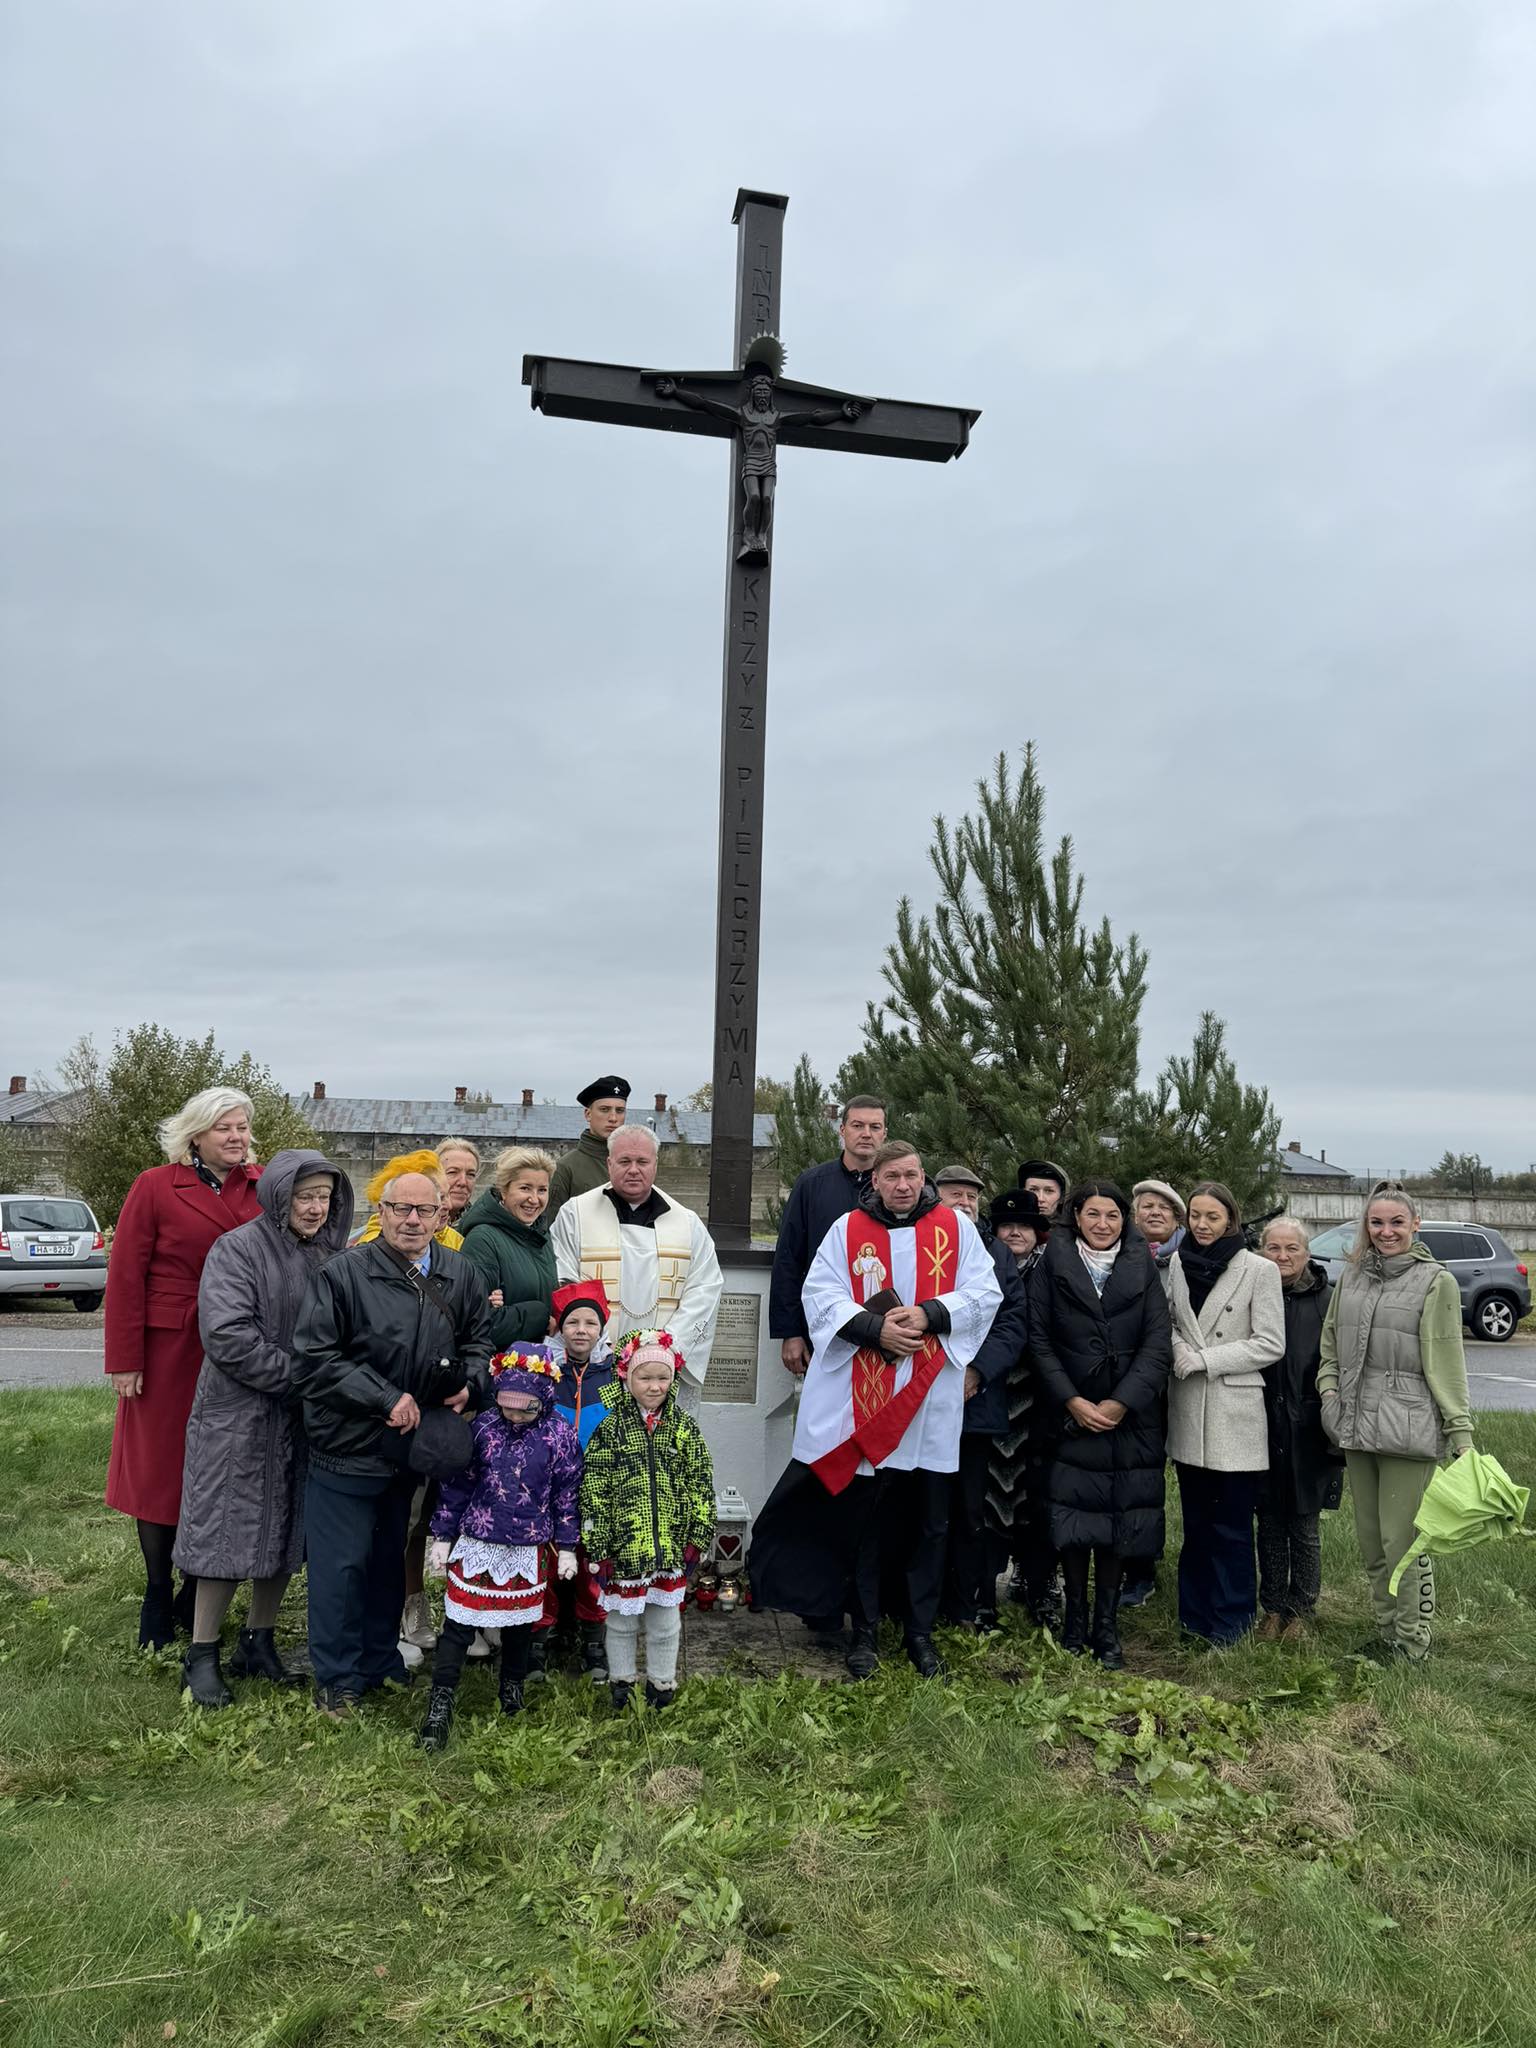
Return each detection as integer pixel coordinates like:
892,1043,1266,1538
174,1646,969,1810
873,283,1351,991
291,1239,493,1475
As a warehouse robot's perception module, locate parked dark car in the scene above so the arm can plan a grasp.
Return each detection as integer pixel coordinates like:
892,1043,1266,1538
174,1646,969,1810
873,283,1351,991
0,1195,108,1311
1308,1220,1531,1343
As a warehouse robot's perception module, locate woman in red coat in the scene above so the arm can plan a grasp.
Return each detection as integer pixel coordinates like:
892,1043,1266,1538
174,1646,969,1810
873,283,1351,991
106,1087,263,1647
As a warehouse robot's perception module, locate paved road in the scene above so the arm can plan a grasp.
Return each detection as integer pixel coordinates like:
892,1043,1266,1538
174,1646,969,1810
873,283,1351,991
4,1309,1535,1408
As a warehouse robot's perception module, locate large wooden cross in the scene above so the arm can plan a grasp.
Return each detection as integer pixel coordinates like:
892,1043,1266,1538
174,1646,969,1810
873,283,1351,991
522,189,979,1248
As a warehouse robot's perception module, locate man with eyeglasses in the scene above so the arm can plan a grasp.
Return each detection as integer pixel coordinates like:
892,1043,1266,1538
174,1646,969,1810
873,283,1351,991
292,1167,494,1717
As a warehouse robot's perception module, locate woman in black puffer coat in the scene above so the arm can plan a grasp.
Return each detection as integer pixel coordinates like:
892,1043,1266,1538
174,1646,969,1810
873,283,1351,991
1027,1180,1172,1667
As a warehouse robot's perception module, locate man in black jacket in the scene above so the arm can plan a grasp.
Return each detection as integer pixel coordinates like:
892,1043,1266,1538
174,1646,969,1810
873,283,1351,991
768,1096,886,1377
933,1166,1030,1631
292,1169,493,1715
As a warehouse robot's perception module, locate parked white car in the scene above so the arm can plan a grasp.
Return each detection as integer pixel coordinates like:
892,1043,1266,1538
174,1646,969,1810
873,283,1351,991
0,1195,108,1311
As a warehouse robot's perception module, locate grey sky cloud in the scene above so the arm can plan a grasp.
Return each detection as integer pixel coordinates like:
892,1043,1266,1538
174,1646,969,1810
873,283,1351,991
3,0,1532,1171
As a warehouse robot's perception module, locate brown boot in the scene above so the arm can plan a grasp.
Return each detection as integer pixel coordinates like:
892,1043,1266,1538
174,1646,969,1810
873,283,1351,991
1255,1612,1285,1643
1279,1615,1311,1644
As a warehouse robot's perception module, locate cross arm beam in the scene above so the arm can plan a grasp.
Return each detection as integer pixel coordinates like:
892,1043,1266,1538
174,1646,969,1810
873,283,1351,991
521,353,980,463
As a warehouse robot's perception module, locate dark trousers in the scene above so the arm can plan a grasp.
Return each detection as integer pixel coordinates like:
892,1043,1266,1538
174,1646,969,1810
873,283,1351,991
943,1435,1000,1622
1256,1508,1322,1618
431,1617,532,1692
856,1466,949,1638
305,1466,417,1695
1175,1463,1260,1645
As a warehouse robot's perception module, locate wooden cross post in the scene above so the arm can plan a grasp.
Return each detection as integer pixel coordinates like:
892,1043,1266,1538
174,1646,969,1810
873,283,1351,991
522,189,979,1248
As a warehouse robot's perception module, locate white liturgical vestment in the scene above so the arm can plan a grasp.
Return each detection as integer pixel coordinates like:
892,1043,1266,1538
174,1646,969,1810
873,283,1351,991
550,1182,723,1391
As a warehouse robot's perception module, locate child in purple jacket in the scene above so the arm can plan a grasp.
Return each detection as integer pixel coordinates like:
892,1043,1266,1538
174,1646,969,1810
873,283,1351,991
418,1345,581,1750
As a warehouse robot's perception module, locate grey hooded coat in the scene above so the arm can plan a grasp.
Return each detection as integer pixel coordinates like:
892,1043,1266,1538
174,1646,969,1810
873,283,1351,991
174,1150,354,1580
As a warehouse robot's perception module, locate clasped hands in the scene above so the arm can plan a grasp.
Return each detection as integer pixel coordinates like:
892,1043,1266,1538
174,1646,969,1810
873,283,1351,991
879,1306,931,1358
1067,1395,1127,1434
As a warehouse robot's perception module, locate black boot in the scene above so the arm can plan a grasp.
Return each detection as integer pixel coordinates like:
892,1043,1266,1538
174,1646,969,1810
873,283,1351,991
1090,1589,1124,1670
905,1634,945,1679
1119,1565,1157,1611
644,1679,676,1711
498,1644,527,1718
418,1684,456,1751
181,1639,232,1709
526,1631,549,1685
171,1575,198,1638
610,1679,634,1710
581,1622,608,1684
139,1582,175,1651
845,1626,880,1681
228,1626,303,1687
1059,1593,1090,1656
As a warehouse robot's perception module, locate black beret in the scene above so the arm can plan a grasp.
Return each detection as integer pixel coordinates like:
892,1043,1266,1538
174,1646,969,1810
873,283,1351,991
576,1075,631,1108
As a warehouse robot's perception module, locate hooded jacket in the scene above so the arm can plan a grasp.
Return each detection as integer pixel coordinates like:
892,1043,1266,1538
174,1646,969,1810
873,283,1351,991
429,1367,582,1550
456,1186,558,1349
548,1332,621,1450
291,1236,494,1476
578,1382,716,1579
175,1150,354,1579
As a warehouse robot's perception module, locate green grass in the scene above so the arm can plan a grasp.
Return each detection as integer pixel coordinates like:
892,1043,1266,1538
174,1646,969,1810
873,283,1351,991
2,1391,1534,2048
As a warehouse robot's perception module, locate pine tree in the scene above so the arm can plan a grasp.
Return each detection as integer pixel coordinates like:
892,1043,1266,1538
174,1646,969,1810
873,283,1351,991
837,747,1146,1191
838,746,1279,1208
762,1055,840,1229
57,1025,318,1226
1119,1013,1281,1216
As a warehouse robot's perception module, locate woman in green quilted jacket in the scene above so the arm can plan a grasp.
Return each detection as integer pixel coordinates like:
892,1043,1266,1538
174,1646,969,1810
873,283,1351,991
1318,1181,1473,1664
579,1328,715,1711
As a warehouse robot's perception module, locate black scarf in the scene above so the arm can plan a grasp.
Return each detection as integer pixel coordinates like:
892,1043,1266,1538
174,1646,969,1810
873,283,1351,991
1177,1231,1244,1315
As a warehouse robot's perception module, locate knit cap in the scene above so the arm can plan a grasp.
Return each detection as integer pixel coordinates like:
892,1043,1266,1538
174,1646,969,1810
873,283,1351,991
614,1327,685,1381
489,1342,563,1409
1131,1179,1187,1222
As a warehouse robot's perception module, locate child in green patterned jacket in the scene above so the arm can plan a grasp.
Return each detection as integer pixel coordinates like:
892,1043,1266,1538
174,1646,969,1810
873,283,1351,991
579,1328,715,1710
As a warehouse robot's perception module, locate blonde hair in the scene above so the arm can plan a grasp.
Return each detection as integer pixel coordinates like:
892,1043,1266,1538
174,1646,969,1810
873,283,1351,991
1259,1215,1310,1252
1347,1179,1419,1266
493,1145,556,1191
436,1139,481,1167
158,1087,255,1166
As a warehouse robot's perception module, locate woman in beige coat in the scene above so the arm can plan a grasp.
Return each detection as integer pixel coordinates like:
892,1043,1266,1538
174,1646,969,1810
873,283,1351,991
1166,1181,1284,1644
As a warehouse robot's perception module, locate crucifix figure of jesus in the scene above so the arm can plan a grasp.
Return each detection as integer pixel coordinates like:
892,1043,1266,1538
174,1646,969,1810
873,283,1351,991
523,189,979,1248
653,368,867,563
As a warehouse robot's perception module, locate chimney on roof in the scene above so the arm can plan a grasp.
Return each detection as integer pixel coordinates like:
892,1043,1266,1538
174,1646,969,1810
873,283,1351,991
312,1082,326,1101
454,1086,467,1106
521,1088,533,1109
1287,1140,1301,1153
8,1076,24,1096
654,1092,667,1114
1320,1149,1327,1164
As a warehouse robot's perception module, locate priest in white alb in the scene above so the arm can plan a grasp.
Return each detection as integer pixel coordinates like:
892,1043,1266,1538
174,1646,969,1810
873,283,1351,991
749,1140,1002,1679
549,1122,723,1409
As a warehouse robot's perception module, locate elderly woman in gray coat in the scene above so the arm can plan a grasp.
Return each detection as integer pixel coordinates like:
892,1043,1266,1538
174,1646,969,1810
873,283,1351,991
1165,1180,1284,1646
175,1149,354,1706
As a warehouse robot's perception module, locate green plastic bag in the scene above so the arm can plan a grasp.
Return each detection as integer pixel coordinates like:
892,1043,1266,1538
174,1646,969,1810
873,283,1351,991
1388,1448,1532,1594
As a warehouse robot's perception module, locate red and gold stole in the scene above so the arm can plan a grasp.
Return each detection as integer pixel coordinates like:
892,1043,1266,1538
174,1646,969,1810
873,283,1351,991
811,1206,959,1496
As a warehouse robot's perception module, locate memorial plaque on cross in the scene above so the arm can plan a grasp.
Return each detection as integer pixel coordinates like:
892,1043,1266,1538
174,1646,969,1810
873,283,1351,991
523,189,979,1249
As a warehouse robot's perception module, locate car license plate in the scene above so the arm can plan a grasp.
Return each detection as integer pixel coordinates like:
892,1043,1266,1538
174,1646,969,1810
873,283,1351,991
30,1239,72,1256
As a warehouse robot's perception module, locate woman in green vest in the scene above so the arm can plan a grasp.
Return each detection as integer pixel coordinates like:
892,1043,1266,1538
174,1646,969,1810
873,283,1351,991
1318,1181,1473,1662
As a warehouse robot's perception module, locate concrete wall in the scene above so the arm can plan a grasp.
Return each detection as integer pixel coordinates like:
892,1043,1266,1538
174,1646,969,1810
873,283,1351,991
1279,1188,1536,1255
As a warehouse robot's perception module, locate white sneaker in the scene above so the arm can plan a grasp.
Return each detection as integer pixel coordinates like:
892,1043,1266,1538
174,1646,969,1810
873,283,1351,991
466,1629,495,1660
397,1635,424,1669
400,1593,437,1650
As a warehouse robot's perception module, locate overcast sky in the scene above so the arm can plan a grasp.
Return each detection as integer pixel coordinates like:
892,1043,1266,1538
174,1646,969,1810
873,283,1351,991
3,0,1532,1172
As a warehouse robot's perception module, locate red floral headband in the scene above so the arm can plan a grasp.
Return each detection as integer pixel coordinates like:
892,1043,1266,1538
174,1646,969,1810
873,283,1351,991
613,1327,685,1379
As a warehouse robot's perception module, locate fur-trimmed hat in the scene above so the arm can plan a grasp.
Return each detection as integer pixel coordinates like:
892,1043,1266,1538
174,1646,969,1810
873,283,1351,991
614,1327,685,1380
489,1342,562,1410
551,1278,610,1330
989,1187,1055,1233
1131,1179,1187,1222
364,1148,443,1207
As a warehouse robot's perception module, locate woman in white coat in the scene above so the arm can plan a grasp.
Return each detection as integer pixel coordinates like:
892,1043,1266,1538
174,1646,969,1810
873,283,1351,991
1166,1181,1284,1644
